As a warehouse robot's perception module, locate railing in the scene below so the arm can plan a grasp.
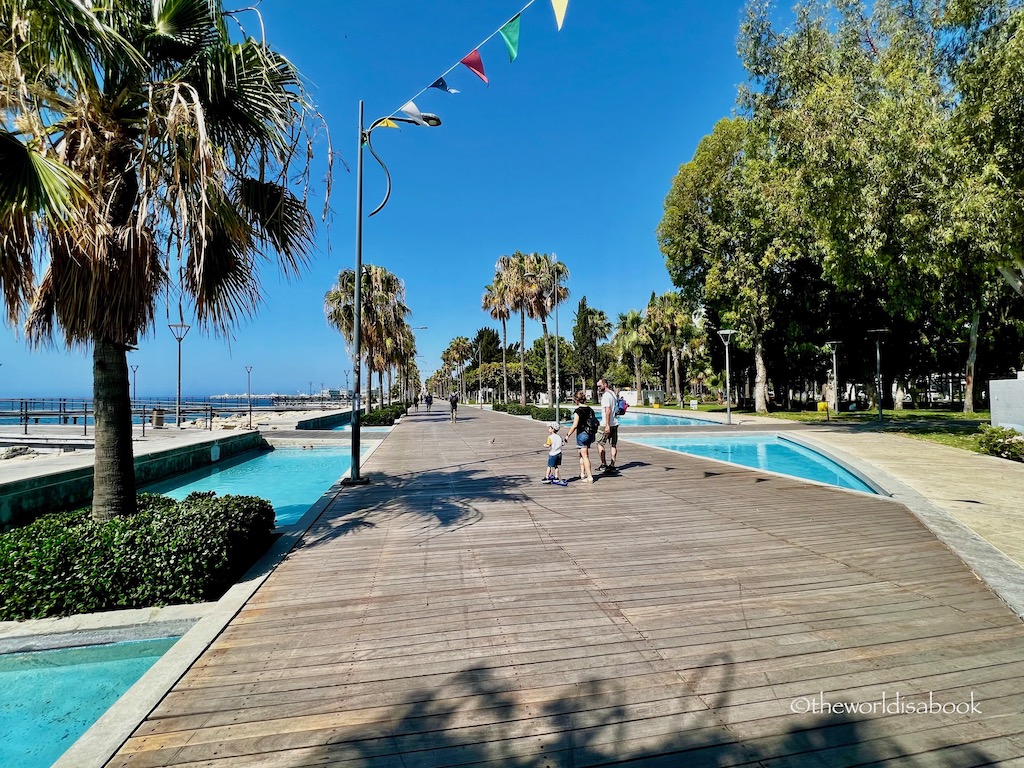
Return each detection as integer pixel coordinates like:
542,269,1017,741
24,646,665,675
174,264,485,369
0,396,350,436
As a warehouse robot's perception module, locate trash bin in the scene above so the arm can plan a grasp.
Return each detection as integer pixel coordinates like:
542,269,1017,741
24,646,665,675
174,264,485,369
816,401,828,413
689,399,698,411
152,408,165,427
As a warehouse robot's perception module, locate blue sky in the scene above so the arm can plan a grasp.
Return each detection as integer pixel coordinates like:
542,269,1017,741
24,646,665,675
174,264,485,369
0,0,748,398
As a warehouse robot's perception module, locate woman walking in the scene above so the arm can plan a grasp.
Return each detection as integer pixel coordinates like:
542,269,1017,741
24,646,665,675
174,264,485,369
564,391,597,483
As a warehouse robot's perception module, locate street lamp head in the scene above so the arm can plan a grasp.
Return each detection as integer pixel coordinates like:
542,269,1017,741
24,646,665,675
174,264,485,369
866,328,890,336
717,329,736,343
421,113,442,127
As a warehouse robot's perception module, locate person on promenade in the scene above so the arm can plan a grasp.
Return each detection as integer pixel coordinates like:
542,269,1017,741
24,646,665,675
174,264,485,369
425,393,432,411
564,391,596,483
543,422,567,485
596,377,619,473
448,392,459,423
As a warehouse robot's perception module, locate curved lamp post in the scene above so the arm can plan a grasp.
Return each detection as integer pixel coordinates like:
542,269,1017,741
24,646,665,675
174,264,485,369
168,322,190,429
867,328,889,423
346,101,441,485
717,329,736,425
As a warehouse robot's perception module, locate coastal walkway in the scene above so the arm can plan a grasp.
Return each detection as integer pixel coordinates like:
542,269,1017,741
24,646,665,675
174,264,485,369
107,406,1024,767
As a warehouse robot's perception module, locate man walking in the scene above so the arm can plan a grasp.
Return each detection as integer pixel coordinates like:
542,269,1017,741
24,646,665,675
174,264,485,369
448,391,459,423
596,377,619,473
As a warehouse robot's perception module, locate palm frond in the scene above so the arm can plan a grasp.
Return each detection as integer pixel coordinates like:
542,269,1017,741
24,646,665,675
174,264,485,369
234,177,314,276
0,131,89,221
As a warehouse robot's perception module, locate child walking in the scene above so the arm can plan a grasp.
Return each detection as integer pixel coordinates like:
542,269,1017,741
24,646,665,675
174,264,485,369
543,422,568,486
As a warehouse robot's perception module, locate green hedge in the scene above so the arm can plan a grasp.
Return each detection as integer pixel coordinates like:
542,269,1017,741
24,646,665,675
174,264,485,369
0,492,275,621
490,403,572,422
978,425,1024,462
362,403,407,426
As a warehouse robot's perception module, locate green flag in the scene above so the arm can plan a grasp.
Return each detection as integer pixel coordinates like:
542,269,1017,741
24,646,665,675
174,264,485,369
499,15,521,62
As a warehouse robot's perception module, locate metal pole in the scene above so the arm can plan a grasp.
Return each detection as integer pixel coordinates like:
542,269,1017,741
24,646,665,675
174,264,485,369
176,338,182,429
553,268,560,422
725,339,732,426
478,345,483,408
348,100,366,484
832,347,838,413
246,365,253,429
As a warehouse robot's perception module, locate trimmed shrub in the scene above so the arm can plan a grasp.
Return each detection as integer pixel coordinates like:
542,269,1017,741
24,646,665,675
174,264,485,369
978,425,1024,462
362,403,407,426
0,492,275,621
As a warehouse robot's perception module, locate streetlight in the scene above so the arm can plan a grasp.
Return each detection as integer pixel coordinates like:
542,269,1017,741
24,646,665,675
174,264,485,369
168,322,190,429
347,100,442,486
867,328,889,423
477,343,483,408
130,364,139,402
717,329,736,425
825,341,840,414
245,365,253,429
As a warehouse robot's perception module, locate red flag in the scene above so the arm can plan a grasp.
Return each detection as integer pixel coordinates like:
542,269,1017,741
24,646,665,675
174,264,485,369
460,49,488,84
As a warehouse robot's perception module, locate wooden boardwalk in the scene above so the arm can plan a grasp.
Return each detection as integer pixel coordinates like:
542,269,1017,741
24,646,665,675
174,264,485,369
109,406,1024,767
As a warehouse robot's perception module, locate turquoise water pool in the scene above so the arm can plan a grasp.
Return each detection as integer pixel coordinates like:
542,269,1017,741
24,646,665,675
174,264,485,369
143,446,354,526
606,410,716,427
630,434,876,493
0,637,177,768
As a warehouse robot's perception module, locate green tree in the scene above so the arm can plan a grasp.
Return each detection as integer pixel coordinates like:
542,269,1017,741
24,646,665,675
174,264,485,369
2,0,324,519
482,276,511,402
612,309,650,393
572,297,612,399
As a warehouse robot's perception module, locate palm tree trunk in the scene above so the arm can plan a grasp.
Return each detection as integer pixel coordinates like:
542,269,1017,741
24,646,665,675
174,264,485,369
964,309,981,414
519,310,527,405
91,339,136,521
634,354,642,395
542,317,552,407
501,318,509,403
364,347,373,415
754,331,769,414
672,347,683,403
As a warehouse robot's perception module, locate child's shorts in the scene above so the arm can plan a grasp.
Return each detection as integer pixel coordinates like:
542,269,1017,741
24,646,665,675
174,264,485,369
547,454,562,468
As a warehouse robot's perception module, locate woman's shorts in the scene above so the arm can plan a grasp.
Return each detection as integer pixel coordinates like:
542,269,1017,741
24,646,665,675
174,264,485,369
576,432,592,448
547,454,563,468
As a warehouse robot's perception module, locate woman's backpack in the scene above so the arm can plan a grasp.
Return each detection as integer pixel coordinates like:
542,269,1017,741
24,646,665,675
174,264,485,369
584,407,600,438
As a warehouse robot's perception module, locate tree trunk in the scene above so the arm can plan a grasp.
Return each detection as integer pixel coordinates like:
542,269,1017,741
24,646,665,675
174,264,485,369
634,354,642,395
92,339,137,521
672,347,683,403
964,309,980,414
894,377,907,411
753,332,769,414
501,317,509,404
541,317,552,406
519,310,527,405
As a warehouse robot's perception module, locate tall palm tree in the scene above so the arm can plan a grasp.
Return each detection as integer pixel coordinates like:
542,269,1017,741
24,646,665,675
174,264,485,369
522,253,569,408
325,265,409,414
495,252,531,405
2,1,324,520
645,291,694,403
482,276,511,403
613,309,650,394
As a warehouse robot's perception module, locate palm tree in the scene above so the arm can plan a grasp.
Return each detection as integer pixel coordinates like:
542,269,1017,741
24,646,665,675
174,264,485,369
482,276,511,403
2,1,324,520
613,309,650,394
645,291,694,403
495,252,531,405
325,265,409,414
522,253,569,408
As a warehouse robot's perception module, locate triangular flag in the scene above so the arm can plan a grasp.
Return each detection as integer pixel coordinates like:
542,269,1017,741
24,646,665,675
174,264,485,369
400,101,427,125
550,0,568,30
460,49,488,84
378,118,399,128
430,77,460,95
499,15,521,62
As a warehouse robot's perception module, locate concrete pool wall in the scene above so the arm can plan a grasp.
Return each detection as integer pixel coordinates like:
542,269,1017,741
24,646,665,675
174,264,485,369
0,430,263,530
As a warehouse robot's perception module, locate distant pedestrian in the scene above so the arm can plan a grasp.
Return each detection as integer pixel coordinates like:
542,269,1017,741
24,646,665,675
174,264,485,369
448,392,459,423
596,377,619,473
564,391,596,483
425,394,433,411
543,422,567,485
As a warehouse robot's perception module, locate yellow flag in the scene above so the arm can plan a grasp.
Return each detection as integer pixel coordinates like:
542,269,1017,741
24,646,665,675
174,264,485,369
379,119,399,128
550,0,568,30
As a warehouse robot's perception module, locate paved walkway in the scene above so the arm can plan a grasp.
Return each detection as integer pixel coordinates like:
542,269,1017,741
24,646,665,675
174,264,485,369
105,406,1024,767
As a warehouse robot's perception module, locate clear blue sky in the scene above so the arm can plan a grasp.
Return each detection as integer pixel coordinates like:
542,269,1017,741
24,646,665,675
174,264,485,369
0,0,748,398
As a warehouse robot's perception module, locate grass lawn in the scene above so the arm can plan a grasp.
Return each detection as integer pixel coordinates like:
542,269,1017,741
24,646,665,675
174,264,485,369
655,402,990,454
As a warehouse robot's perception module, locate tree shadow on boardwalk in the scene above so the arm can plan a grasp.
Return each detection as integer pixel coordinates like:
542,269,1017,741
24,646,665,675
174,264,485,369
298,464,532,549
296,658,1000,767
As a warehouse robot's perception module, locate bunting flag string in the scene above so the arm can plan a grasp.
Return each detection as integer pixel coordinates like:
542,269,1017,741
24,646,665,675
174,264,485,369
384,0,569,120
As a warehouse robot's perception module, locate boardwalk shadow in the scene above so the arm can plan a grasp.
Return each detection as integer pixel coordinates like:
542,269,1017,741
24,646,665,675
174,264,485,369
302,659,999,766
304,466,530,546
